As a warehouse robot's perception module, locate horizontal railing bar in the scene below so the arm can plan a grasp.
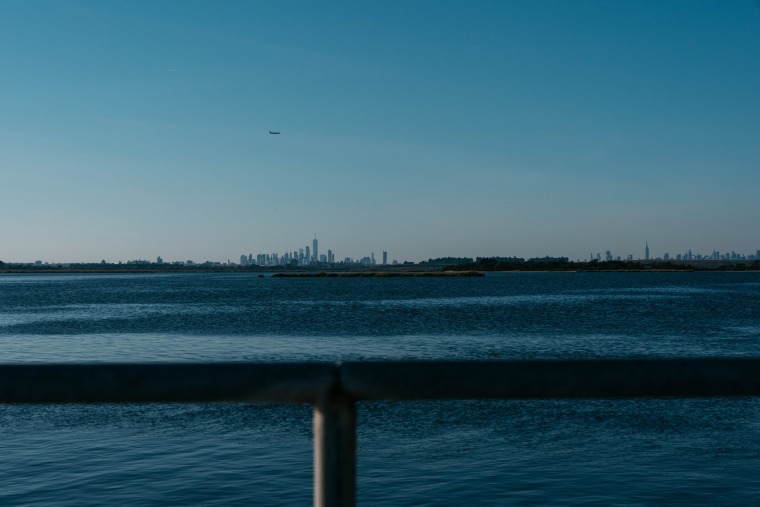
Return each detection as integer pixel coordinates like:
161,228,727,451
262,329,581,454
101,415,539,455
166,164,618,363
2,359,760,404
340,358,760,400
5,359,759,507
0,363,336,403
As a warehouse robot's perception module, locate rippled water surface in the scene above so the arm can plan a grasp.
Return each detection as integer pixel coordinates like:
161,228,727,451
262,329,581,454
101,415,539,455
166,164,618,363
1,272,759,505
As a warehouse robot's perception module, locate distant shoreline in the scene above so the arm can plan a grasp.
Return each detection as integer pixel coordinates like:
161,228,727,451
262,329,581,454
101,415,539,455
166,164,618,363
2,258,759,275
1,267,759,275
271,271,484,277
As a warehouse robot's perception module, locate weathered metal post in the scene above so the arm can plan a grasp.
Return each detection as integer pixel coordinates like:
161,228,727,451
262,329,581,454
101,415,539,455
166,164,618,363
314,386,356,507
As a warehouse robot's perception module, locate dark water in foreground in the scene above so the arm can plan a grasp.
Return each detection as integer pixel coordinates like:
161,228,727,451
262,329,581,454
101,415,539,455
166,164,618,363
1,272,759,505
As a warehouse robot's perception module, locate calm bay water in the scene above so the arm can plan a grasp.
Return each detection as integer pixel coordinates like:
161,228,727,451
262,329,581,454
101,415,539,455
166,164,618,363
1,272,759,505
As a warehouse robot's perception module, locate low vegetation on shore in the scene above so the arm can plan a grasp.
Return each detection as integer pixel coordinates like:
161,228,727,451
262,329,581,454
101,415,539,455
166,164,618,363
444,258,760,272
272,271,484,277
2,259,758,274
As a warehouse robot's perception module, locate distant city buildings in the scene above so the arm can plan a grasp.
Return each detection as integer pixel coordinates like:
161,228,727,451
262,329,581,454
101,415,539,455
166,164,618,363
236,235,391,268
241,239,760,268
594,242,759,263
13,240,760,269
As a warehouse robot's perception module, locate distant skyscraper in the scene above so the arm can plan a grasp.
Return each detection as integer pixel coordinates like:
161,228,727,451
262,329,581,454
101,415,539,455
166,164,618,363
313,235,318,262
383,251,388,265
645,242,650,261
305,246,310,262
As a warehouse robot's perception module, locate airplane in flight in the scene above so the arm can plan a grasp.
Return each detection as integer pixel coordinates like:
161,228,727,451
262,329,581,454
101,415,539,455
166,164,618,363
269,131,281,134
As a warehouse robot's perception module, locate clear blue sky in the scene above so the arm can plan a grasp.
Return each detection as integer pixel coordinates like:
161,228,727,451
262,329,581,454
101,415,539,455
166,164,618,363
2,0,759,263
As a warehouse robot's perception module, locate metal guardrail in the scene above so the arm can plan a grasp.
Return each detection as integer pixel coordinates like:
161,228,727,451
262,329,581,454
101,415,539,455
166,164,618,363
3,358,760,506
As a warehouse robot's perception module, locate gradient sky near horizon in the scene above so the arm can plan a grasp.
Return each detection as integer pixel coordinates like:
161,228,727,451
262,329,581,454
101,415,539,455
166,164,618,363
2,0,759,263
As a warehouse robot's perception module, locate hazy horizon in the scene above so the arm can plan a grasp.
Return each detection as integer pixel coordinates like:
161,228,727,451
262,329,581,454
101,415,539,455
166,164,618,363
2,1,759,263
2,238,758,266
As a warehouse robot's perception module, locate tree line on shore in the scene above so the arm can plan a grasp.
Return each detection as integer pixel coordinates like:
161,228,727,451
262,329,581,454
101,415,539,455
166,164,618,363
444,257,760,272
2,258,759,273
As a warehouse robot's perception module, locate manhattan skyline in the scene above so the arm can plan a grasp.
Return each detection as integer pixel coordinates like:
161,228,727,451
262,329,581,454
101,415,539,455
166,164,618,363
9,233,759,268
2,1,759,263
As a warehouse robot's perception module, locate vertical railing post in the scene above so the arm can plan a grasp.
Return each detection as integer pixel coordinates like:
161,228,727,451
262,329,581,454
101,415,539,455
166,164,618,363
314,387,356,507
